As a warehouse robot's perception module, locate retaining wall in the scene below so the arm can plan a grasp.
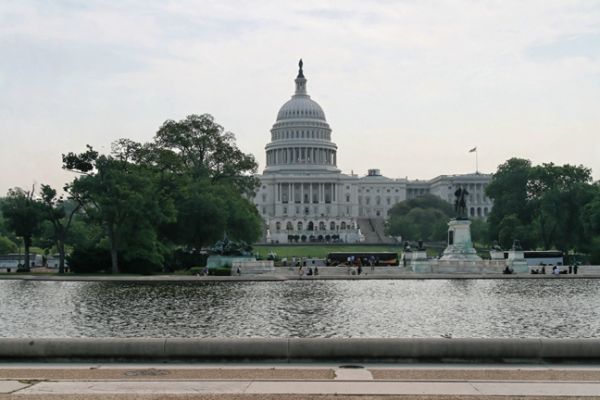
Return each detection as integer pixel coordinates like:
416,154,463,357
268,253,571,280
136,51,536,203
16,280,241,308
2,338,600,363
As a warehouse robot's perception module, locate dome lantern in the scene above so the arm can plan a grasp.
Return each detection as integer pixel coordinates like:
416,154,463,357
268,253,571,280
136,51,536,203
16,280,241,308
295,58,307,95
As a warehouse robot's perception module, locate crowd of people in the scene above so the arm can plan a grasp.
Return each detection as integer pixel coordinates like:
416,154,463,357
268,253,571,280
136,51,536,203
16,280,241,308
530,263,579,275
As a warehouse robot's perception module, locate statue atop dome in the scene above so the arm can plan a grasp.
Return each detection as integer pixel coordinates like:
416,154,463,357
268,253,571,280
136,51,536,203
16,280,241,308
297,59,305,78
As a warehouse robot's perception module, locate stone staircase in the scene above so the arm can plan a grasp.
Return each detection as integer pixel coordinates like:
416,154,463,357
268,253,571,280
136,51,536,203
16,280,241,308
357,218,396,244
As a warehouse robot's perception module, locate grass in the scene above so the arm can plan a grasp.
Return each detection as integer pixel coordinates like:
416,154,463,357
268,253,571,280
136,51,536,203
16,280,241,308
253,244,404,259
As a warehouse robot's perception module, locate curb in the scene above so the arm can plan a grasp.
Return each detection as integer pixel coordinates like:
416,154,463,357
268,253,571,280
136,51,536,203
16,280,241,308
2,338,600,362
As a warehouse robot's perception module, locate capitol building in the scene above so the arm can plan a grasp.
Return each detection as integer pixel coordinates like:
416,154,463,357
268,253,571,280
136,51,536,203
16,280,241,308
253,61,493,244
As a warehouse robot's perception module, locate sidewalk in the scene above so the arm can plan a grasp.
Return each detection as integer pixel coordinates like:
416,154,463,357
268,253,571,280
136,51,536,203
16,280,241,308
3,364,600,398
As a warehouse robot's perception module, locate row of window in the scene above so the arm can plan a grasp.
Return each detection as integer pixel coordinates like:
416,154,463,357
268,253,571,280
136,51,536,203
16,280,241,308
275,220,352,231
359,196,399,206
471,207,489,217
266,148,336,166
271,129,331,141
359,187,401,194
279,108,324,119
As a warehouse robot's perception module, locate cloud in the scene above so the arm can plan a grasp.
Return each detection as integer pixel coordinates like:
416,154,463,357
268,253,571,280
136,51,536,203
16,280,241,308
1,0,599,195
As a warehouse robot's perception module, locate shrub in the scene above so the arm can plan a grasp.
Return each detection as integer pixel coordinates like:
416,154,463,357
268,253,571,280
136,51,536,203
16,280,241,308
67,246,111,273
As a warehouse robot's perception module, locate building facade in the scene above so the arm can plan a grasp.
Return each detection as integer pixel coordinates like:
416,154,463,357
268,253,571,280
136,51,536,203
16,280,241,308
254,61,492,244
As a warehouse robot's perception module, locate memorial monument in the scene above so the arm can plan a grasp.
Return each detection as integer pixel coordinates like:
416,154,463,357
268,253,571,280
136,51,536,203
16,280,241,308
408,187,528,274
440,186,482,261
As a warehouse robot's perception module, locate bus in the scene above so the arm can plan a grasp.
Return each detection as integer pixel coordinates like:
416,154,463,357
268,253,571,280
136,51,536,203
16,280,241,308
503,250,564,266
326,252,399,266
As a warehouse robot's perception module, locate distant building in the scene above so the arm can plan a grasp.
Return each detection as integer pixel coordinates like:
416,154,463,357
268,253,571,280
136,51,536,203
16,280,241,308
253,61,492,244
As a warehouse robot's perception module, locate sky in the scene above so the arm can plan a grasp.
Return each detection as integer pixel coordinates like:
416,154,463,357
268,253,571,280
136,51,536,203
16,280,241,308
1,0,599,194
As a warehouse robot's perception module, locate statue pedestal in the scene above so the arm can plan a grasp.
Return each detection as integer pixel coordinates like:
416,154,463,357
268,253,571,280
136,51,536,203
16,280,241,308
440,219,481,261
507,249,528,273
409,249,430,273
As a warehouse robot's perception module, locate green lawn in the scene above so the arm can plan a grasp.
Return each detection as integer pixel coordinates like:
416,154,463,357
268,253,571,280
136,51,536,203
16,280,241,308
253,244,404,259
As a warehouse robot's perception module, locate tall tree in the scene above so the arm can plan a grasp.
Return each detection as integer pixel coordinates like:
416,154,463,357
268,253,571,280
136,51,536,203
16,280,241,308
1,187,44,270
486,158,594,251
39,184,81,273
63,146,175,273
485,158,532,243
386,194,453,242
527,163,593,251
154,114,259,196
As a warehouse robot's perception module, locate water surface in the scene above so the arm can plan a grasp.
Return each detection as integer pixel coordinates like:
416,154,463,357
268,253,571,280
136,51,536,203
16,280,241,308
1,279,598,338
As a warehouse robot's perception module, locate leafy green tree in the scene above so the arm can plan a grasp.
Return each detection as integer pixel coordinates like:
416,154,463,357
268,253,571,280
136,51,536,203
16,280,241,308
486,159,594,252
154,114,259,196
486,158,532,242
63,147,175,273
527,163,593,251
470,218,490,247
39,184,82,273
582,185,600,238
0,235,17,254
1,187,45,270
497,214,533,249
386,194,453,242
388,194,454,217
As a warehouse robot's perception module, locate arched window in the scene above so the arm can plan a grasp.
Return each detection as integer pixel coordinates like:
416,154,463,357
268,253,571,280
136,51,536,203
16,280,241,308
308,221,314,231
319,221,326,230
470,207,475,217
330,221,336,230
341,222,347,230
477,207,482,217
297,221,303,231
484,207,488,216
286,222,293,231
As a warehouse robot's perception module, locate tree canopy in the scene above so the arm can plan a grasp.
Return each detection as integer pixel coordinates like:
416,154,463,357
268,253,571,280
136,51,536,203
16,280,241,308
486,158,595,253
386,194,454,242
0,187,45,270
59,114,262,273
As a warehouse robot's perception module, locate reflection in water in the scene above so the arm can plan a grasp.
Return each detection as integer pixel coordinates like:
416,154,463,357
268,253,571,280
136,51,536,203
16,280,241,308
1,279,599,338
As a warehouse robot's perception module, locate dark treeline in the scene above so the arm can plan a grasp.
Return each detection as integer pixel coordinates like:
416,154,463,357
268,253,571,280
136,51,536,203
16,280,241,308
386,158,600,263
0,114,262,274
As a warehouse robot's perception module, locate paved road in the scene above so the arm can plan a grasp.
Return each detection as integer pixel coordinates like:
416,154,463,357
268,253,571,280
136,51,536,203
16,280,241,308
2,364,600,398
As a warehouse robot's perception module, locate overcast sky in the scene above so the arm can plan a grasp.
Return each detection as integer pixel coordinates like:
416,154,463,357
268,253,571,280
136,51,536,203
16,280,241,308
1,0,599,194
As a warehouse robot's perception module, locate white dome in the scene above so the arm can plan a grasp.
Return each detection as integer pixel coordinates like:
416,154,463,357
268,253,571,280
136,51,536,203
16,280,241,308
263,60,339,175
276,96,326,121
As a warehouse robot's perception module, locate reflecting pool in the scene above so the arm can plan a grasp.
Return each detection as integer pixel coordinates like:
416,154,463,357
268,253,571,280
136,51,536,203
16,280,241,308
1,279,598,338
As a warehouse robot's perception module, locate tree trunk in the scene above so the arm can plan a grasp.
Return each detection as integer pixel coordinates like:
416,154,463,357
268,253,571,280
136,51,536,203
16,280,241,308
23,236,31,271
107,224,119,274
58,242,65,274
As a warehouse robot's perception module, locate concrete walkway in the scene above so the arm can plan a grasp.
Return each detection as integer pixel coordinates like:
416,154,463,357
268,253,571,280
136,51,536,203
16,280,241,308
3,364,600,398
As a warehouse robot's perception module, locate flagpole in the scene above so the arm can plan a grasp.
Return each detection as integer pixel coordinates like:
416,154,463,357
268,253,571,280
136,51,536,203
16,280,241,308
475,149,479,174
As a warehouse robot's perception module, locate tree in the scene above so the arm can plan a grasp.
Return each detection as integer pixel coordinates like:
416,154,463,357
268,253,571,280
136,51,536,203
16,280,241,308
0,236,17,254
470,218,490,247
485,158,532,242
386,194,453,242
1,187,44,270
154,114,259,196
526,163,592,252
39,184,82,273
486,158,594,251
582,185,600,238
497,214,532,250
63,146,175,273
